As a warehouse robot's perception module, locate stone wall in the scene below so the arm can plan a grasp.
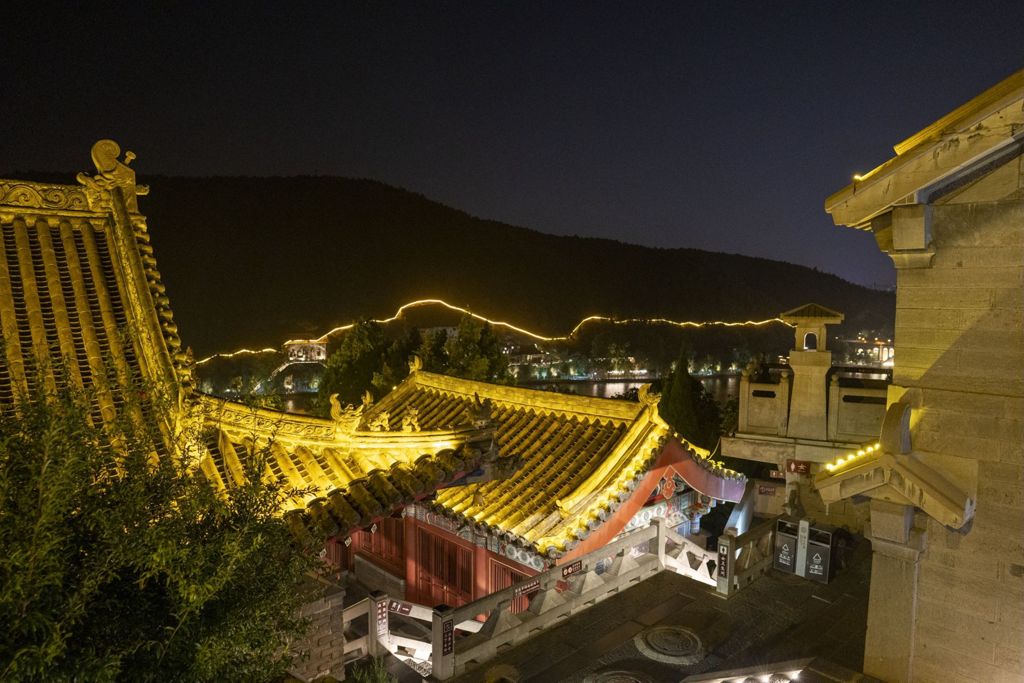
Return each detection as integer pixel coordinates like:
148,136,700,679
900,160,1024,682
354,554,407,598
750,477,870,534
291,583,347,682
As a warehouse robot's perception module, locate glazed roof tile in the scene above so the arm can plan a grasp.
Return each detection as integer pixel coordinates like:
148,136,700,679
368,372,680,556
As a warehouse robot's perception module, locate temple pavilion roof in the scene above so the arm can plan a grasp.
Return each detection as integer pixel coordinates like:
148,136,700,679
0,143,495,545
366,371,746,556
0,141,746,554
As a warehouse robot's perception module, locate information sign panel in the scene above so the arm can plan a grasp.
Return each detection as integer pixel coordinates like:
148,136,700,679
441,619,454,656
561,560,583,578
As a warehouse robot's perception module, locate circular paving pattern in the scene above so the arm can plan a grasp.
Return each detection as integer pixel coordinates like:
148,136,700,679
583,670,655,683
633,625,705,665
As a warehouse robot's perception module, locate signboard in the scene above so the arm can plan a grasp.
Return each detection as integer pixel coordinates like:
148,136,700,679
375,599,389,642
441,619,454,656
786,459,811,476
388,599,413,616
758,485,776,495
717,543,729,578
513,579,541,599
768,469,785,480
561,560,583,578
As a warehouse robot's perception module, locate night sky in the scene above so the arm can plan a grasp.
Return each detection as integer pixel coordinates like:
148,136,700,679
4,2,1020,289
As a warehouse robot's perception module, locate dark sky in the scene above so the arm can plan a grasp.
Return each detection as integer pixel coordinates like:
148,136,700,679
4,2,1020,289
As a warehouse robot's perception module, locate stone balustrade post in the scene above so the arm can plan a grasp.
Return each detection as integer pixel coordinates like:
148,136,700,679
715,532,736,596
368,590,389,658
431,604,455,680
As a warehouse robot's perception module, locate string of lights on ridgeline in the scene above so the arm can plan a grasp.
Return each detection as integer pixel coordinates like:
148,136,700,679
194,298,793,366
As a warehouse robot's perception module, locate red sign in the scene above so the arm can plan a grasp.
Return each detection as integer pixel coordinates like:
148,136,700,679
561,560,584,578
758,485,777,495
786,459,811,475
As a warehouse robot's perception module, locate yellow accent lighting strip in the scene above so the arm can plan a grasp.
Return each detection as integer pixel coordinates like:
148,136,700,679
824,442,882,473
196,298,791,365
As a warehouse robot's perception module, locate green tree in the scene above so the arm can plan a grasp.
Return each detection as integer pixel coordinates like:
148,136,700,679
0,378,324,682
371,328,422,397
658,344,721,450
444,316,509,383
318,321,388,410
415,328,448,373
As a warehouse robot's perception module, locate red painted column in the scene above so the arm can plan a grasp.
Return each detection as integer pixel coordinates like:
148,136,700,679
473,540,489,600
404,512,417,602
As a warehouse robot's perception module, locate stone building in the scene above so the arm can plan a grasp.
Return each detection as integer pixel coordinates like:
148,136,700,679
815,69,1024,682
722,303,888,530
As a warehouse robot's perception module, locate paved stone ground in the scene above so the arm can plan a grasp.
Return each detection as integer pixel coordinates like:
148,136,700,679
447,537,872,683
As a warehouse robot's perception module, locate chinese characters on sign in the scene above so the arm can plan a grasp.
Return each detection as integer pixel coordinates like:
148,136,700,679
375,599,388,642
441,619,454,656
513,579,541,598
561,560,583,578
717,544,729,578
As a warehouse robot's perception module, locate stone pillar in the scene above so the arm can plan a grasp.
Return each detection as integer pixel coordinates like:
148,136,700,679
368,590,389,657
786,351,831,440
715,532,735,596
431,604,456,680
863,499,926,683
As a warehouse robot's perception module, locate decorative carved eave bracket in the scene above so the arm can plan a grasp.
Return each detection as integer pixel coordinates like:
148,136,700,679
814,451,975,529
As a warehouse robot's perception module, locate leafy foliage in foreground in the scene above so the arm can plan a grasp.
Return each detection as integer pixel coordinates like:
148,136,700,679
0,379,324,682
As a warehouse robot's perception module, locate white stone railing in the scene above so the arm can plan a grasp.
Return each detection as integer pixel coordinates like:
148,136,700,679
429,520,667,680
827,378,887,442
737,373,791,436
714,515,778,596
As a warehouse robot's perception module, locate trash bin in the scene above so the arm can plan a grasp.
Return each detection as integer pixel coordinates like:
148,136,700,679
774,519,799,574
805,525,836,584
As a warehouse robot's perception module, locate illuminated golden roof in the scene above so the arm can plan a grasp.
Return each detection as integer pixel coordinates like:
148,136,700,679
0,144,189,425
200,394,496,542
370,372,679,555
0,143,495,543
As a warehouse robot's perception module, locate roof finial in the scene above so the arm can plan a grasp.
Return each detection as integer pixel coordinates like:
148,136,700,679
76,139,149,213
